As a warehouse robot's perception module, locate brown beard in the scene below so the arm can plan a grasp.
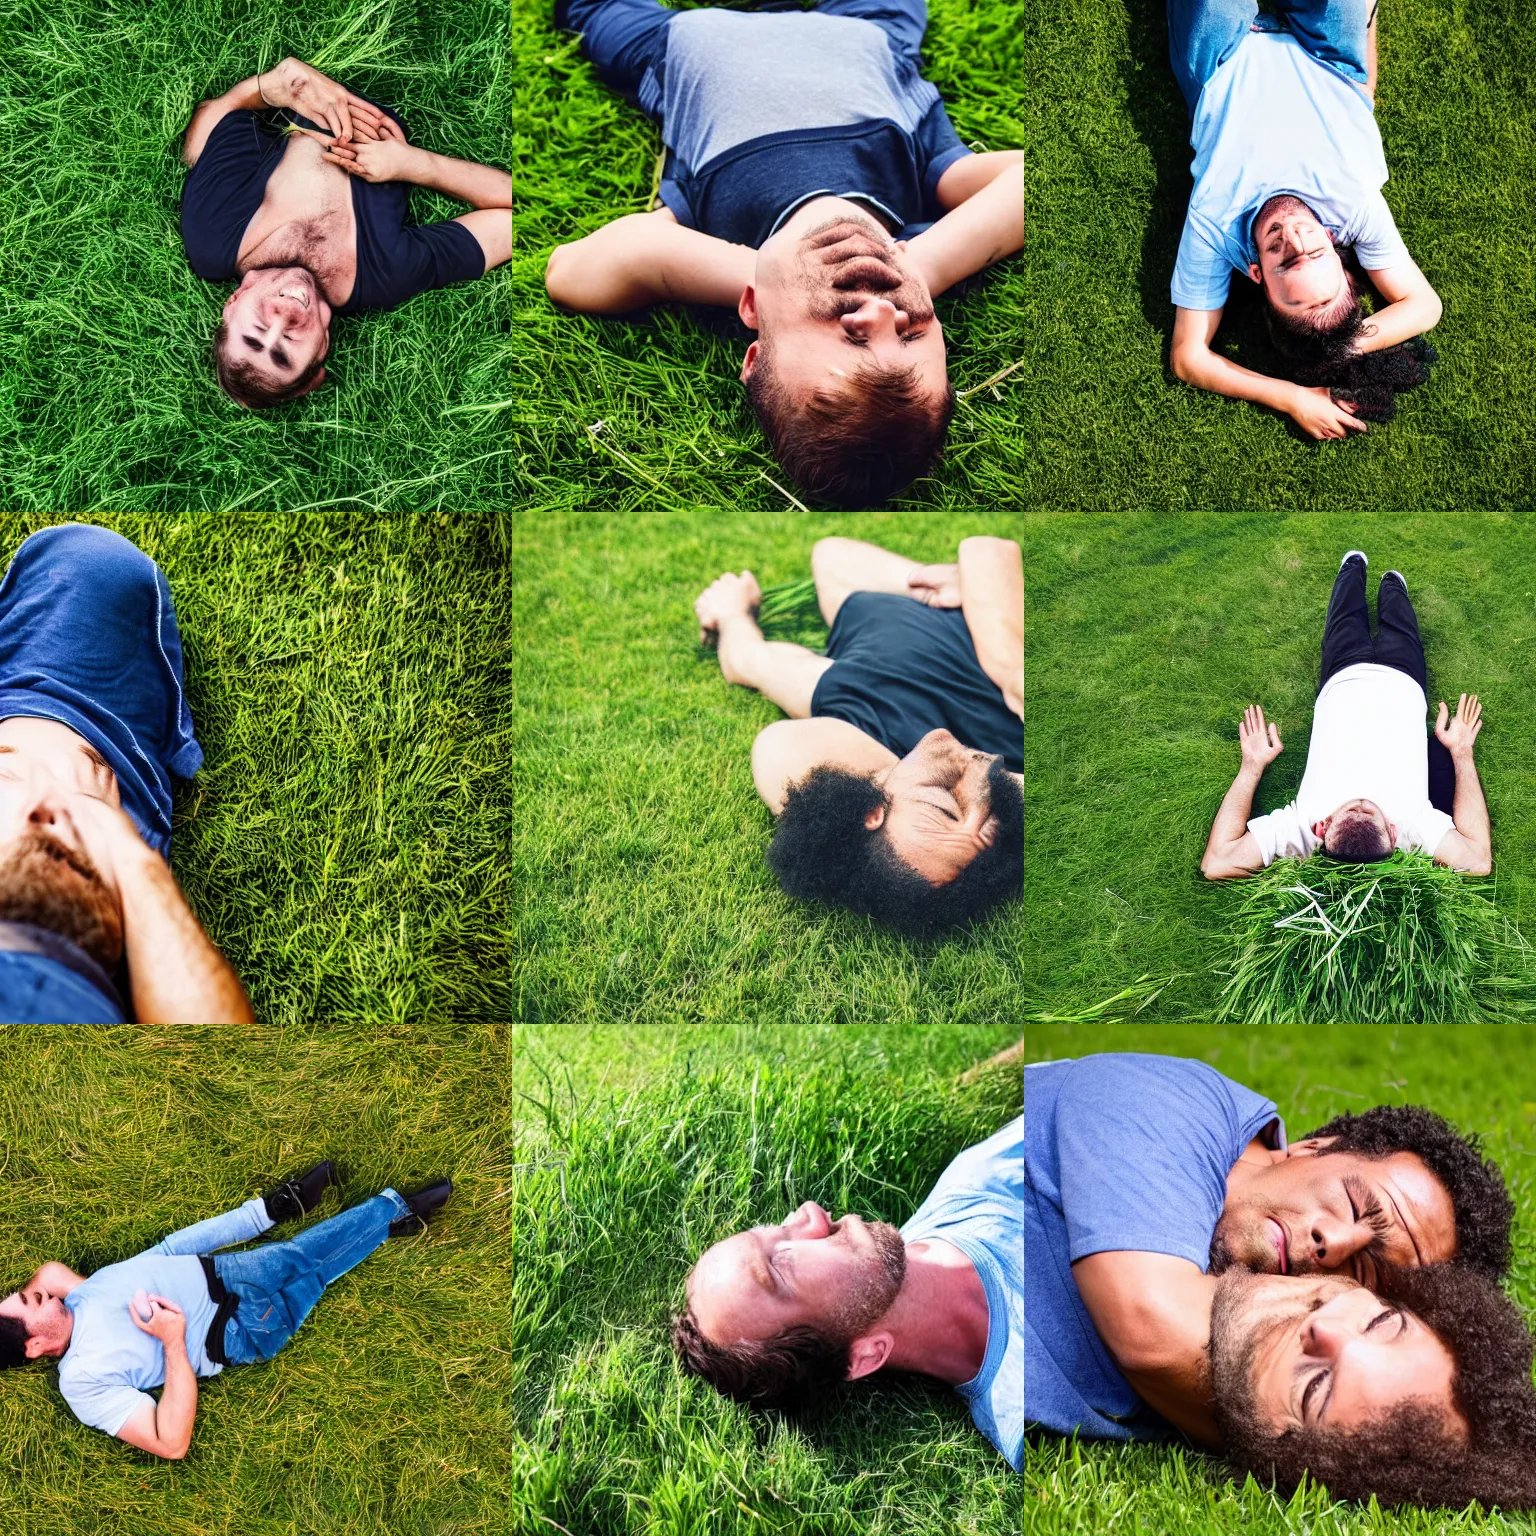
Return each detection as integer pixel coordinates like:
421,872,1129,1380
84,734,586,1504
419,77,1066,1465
794,216,935,326
0,831,123,970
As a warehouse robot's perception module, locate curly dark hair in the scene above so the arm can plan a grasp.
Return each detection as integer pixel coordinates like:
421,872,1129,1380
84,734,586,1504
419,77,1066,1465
1215,1262,1536,1510
765,758,1022,939
670,1305,848,1409
1321,814,1393,864
1301,1104,1514,1280
0,1313,30,1370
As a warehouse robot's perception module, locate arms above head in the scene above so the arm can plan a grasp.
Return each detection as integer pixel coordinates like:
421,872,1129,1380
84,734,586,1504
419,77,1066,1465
1431,693,1492,876
116,1297,197,1460
957,537,1022,720
906,153,1023,300
1200,705,1280,880
1354,257,1443,354
750,717,895,814
1071,1251,1222,1448
545,208,756,314
24,1262,86,1297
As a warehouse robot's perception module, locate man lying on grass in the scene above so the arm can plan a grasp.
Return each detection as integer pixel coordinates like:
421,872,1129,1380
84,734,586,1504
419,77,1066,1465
1026,1051,1536,1509
673,1113,1021,1470
0,1162,451,1460
547,0,1023,506
695,534,1021,938
1167,0,1442,438
180,56,511,409
0,524,251,1024
1202,551,1490,879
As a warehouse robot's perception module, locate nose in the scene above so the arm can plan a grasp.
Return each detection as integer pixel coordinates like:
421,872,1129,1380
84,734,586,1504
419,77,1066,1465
1283,225,1306,255
1300,1303,1356,1361
20,781,68,832
788,1201,833,1238
840,299,908,340
1307,1212,1371,1270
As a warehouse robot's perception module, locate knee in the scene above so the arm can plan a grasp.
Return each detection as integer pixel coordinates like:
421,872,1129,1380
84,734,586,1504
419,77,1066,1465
20,524,161,608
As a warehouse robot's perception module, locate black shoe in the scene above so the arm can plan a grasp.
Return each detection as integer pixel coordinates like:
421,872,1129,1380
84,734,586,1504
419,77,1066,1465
264,1160,338,1225
389,1178,453,1237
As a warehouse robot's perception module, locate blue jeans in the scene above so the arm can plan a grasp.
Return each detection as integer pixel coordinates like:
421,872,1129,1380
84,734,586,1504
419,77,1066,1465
1167,0,1372,113
209,1191,409,1366
557,0,931,116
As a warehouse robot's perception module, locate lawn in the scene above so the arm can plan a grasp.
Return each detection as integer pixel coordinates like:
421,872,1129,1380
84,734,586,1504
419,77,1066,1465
1023,1021,1536,1534
1023,511,1536,1022
512,0,1026,512
1024,0,1536,509
508,1021,1024,1535
511,510,1024,1026
0,0,511,512
0,512,512,1024
0,1024,510,1536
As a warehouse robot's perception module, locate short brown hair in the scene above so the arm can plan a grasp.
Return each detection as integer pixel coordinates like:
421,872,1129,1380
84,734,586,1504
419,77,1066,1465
670,1303,849,1409
213,321,325,410
746,348,954,508
0,831,124,970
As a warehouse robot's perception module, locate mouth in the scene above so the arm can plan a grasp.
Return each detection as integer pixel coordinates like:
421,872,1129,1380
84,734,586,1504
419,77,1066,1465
276,282,311,311
1269,1218,1289,1275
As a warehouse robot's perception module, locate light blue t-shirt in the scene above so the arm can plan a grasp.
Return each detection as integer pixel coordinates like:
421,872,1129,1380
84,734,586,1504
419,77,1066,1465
902,1115,1022,1472
1024,1055,1285,1441
1172,29,1410,310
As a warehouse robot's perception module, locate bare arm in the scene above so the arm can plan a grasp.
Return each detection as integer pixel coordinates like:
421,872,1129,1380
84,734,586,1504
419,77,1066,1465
25,1262,85,1296
546,208,756,313
957,537,1022,719
695,572,832,718
1071,1252,1222,1448
1432,694,1492,875
933,149,1025,212
1356,258,1442,354
905,158,1023,299
809,537,926,625
116,1298,197,1460
1200,705,1281,880
750,718,896,814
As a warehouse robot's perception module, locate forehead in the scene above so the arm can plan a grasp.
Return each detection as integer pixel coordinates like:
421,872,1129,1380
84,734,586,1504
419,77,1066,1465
687,1231,774,1340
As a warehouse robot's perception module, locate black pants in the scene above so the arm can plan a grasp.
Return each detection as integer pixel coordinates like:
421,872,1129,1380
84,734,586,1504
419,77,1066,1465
1319,555,1455,815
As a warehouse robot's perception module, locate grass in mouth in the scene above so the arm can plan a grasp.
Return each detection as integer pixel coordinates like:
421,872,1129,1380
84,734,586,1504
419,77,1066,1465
1215,851,1536,1024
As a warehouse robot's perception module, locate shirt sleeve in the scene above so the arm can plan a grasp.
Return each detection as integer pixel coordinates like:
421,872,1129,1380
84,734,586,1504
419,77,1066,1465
62,1374,156,1437
180,111,279,282
1247,805,1311,866
1171,213,1234,311
1409,806,1456,859
914,99,972,212
1350,190,1412,274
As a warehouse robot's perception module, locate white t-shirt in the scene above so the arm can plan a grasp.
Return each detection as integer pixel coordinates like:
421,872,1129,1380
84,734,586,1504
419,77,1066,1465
1247,663,1454,865
1172,29,1411,311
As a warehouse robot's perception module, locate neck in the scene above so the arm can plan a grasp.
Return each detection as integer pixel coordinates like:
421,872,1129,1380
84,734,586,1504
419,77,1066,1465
1224,1131,1286,1200
876,1239,990,1385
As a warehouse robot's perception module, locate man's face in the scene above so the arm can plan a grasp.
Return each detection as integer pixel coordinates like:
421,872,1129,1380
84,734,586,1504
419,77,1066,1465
0,1285,71,1360
686,1200,907,1353
739,203,947,408
1246,197,1350,320
1211,1145,1456,1288
1315,797,1395,857
869,731,1019,885
220,267,332,392
1212,1269,1462,1439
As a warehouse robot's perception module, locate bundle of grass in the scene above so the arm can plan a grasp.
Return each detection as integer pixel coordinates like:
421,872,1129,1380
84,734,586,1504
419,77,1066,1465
753,575,828,649
1216,852,1536,1024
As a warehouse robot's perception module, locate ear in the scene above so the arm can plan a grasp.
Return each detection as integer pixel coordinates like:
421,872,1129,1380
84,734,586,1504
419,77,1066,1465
1246,262,1263,286
292,366,326,398
864,803,887,832
737,284,759,331
844,1330,894,1382
1284,1137,1337,1158
740,339,761,385
24,1334,50,1361
1311,816,1331,840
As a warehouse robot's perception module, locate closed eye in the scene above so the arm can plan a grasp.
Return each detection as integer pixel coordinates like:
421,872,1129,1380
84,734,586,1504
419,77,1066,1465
1301,1368,1329,1422
243,336,264,353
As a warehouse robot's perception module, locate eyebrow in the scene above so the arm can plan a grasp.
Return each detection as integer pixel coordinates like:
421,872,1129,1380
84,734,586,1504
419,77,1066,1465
1384,1187,1424,1266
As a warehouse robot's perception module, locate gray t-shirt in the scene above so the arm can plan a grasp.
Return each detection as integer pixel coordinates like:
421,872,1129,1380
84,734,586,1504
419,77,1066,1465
902,1116,1022,1471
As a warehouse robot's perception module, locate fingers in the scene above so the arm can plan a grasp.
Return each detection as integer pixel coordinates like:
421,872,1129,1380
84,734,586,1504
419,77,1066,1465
1436,700,1449,730
1340,410,1367,433
380,115,406,142
335,98,354,144
1269,722,1282,750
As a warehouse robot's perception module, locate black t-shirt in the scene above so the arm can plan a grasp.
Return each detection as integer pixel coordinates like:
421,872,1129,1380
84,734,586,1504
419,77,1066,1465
811,592,1022,770
180,104,484,314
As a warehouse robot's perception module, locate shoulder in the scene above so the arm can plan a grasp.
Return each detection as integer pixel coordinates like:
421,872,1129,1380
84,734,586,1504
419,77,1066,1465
750,718,893,814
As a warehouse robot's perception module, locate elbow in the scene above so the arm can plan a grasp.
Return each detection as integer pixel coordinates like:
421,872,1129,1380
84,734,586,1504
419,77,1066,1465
1468,852,1493,878
1199,853,1226,882
544,243,577,308
1424,289,1444,332
1170,346,1198,386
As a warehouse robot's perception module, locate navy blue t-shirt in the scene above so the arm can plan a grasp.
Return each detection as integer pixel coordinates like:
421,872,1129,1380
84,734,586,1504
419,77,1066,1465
180,105,484,314
811,592,1021,770
1024,1055,1285,1441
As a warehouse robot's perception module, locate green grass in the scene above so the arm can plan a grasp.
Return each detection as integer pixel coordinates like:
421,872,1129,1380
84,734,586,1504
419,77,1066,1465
512,510,1024,1026
512,0,1026,512
1024,511,1536,1022
1024,0,1536,509
0,512,512,1023
1023,1022,1536,1533
509,1021,1024,1535
0,0,511,512
0,1024,509,1536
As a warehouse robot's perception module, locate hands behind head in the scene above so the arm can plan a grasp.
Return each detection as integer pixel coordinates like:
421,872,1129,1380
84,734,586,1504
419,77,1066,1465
1434,693,1483,760
1239,704,1284,773
694,571,762,644
906,563,962,609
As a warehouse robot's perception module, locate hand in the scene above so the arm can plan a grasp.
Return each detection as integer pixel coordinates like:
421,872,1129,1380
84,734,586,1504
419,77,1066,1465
1288,385,1367,441
66,792,154,893
1435,693,1483,760
259,57,387,145
907,563,962,608
323,136,419,183
129,1294,187,1351
694,570,762,644
1239,704,1283,773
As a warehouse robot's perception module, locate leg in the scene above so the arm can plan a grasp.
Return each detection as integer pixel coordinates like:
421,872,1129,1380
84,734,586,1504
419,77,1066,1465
810,537,924,627
1318,552,1375,692
1165,0,1260,114
143,1195,273,1259
1267,0,1372,86
556,0,676,115
1373,571,1427,691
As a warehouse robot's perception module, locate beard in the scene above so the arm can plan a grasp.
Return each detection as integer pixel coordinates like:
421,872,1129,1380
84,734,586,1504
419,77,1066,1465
793,214,935,326
984,759,1023,858
824,1219,908,1342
